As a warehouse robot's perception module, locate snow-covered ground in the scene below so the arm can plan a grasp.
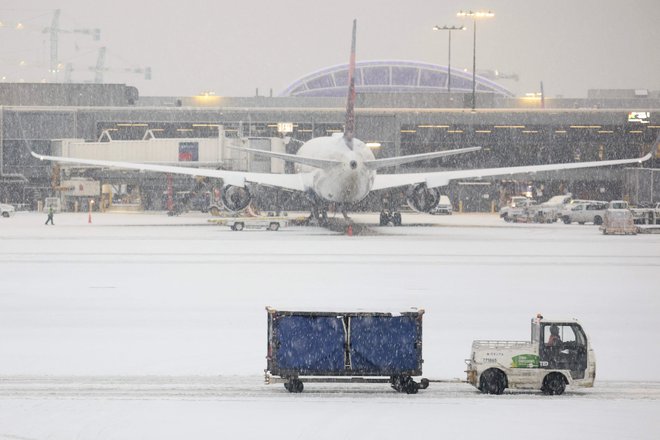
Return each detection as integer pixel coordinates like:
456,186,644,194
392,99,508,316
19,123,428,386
1,211,659,439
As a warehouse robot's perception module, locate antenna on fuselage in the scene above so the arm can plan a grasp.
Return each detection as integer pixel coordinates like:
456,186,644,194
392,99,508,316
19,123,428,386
343,19,357,151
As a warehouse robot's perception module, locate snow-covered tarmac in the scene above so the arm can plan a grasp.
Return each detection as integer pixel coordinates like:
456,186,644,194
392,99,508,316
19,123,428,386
1,211,659,439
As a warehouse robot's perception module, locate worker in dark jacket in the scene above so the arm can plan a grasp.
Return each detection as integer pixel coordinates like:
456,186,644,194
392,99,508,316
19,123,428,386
547,325,562,347
45,206,54,225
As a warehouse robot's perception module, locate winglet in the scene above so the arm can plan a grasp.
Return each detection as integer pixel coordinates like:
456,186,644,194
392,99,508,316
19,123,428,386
343,19,357,150
637,133,660,163
653,133,660,160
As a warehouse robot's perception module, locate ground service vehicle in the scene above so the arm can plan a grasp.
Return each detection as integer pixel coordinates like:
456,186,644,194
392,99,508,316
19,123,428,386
466,315,596,395
265,307,428,394
631,202,660,225
600,200,636,235
214,217,287,231
429,195,453,215
0,203,15,218
500,198,535,222
532,194,573,223
561,201,608,225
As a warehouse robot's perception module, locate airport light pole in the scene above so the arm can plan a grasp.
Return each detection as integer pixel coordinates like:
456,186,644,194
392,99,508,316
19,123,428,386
432,25,466,100
457,10,494,111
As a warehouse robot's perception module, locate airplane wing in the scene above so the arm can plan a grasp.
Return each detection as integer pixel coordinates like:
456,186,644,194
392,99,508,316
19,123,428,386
372,151,654,191
30,151,309,192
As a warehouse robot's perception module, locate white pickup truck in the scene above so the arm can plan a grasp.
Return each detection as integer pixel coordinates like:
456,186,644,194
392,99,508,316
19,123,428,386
466,315,596,395
560,201,609,225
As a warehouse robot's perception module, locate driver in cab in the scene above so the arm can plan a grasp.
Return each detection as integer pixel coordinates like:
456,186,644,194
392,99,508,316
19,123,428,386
546,325,562,347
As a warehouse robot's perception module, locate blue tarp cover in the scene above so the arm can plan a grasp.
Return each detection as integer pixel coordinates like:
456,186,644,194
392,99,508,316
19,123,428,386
350,315,419,373
273,315,345,373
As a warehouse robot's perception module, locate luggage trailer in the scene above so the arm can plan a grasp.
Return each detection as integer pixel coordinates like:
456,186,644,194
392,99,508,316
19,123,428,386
265,307,431,394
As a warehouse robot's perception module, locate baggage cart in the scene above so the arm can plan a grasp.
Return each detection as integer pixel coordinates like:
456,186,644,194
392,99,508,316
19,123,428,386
265,307,428,393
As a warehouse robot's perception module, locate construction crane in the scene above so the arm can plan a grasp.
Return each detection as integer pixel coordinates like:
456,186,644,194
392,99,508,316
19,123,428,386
90,47,151,83
42,9,100,79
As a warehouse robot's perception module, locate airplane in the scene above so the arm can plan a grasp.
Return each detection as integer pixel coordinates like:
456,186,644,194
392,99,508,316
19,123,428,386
30,20,656,225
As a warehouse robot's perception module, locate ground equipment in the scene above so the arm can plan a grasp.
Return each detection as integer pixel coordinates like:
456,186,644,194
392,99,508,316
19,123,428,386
265,307,428,393
466,314,596,395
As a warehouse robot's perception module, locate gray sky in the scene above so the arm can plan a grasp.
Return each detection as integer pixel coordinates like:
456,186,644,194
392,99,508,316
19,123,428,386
2,0,659,98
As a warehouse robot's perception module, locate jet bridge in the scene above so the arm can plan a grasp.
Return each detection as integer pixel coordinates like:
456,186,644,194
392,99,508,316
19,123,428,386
48,128,287,211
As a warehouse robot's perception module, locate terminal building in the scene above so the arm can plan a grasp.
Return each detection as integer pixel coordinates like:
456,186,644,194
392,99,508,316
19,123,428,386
1,60,659,212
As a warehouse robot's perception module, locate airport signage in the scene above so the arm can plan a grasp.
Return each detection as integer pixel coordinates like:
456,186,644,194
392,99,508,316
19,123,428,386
277,122,294,133
179,142,199,161
627,111,650,124
61,180,101,197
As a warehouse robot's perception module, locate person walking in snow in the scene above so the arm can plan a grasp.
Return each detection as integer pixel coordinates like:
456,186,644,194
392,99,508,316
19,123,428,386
45,206,54,225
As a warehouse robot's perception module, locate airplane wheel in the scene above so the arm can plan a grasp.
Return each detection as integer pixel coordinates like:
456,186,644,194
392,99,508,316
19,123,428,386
392,212,402,226
379,212,390,226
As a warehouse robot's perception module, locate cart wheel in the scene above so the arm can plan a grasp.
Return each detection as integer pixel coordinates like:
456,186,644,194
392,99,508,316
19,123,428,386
285,378,303,393
419,378,430,389
389,375,404,392
234,222,244,231
290,379,303,393
403,377,419,394
268,222,280,231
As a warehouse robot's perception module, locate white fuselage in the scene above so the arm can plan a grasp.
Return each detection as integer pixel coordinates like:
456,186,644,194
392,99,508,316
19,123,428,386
296,134,376,204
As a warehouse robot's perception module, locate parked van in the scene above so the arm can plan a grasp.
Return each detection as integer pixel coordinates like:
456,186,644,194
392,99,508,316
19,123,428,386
429,195,453,215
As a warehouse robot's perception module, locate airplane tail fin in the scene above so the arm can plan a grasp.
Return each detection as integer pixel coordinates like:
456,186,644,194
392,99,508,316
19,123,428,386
343,19,357,150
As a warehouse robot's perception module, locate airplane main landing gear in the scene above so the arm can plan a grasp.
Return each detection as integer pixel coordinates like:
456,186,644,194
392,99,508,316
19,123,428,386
379,210,402,226
309,204,329,226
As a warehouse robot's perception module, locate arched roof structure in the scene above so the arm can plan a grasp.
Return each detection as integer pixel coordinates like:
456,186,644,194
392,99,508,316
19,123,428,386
280,60,514,97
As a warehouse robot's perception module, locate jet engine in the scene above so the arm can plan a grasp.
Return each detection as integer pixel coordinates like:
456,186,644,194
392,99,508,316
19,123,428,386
406,184,440,213
221,185,252,212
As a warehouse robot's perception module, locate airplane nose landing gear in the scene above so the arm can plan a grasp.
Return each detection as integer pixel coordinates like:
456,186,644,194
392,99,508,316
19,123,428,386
379,210,402,226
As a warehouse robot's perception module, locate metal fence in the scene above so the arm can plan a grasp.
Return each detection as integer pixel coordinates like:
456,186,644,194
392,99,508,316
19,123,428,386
624,168,660,205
